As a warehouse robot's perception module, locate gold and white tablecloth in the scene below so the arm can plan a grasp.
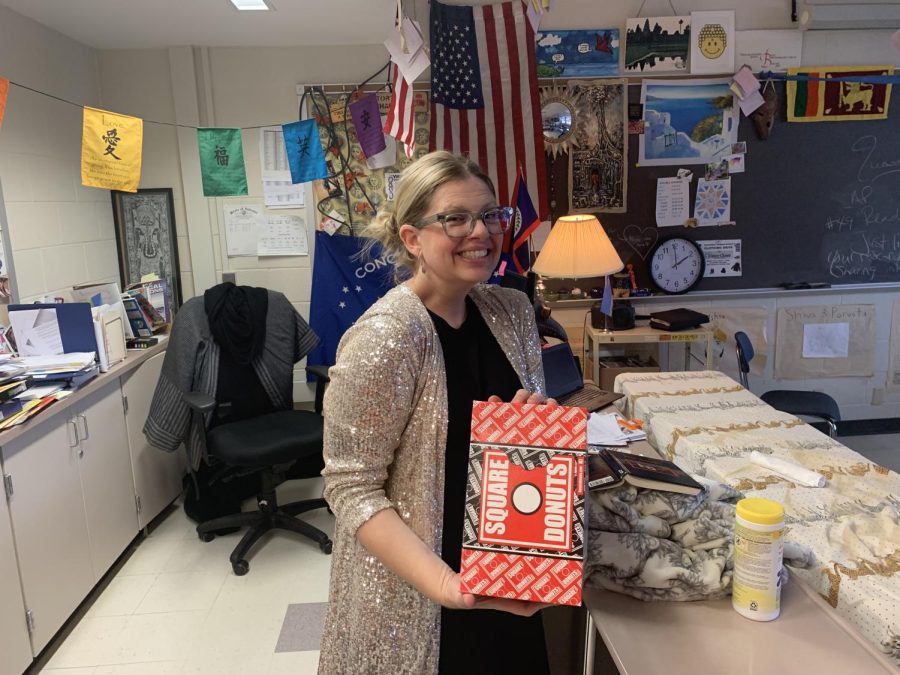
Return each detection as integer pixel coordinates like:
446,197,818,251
614,370,900,666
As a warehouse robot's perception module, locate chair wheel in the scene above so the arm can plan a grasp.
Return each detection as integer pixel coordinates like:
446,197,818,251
320,539,333,555
199,531,215,542
232,559,250,575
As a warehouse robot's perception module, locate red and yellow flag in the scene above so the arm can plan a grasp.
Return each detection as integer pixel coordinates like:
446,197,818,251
787,65,894,122
81,106,143,192
0,77,9,130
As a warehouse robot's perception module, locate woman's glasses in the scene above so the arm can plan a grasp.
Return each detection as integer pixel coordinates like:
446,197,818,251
415,206,515,238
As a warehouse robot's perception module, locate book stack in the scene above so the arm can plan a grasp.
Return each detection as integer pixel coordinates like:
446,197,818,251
0,378,30,420
15,353,99,390
122,291,166,337
587,448,703,495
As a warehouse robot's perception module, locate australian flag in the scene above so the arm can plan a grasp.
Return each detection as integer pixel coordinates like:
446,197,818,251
307,232,394,378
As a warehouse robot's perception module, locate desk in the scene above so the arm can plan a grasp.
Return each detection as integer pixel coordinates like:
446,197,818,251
580,435,897,674
583,325,715,386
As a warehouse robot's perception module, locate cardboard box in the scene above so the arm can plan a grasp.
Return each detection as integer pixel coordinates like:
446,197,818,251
459,401,588,607
598,356,660,392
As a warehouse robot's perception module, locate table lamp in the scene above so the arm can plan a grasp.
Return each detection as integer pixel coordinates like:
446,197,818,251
532,214,624,332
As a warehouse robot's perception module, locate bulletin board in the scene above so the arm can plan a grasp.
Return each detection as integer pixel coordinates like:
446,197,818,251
545,81,900,292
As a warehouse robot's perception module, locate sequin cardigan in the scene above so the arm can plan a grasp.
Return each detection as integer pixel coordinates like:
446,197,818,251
318,284,545,675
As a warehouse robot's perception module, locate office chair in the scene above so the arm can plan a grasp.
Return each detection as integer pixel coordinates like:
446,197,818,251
734,331,841,438
184,361,333,577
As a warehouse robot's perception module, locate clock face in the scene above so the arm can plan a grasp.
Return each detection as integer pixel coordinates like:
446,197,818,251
649,238,704,294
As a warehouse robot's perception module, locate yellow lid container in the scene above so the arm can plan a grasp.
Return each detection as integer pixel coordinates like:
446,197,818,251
736,497,784,525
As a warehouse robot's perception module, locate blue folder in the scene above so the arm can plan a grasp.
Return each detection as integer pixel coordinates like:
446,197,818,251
8,302,98,355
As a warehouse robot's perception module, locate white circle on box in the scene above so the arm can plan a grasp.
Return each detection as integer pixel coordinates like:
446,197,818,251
511,483,542,515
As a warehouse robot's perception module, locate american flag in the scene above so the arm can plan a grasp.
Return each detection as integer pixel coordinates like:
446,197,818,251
384,63,416,159
429,0,548,218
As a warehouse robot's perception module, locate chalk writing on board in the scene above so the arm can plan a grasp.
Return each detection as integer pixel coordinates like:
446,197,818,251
822,135,900,282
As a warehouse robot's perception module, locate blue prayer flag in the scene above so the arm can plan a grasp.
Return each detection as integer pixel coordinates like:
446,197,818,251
283,119,328,184
600,275,613,317
307,232,395,377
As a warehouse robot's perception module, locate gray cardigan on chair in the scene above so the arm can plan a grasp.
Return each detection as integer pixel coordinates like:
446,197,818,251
143,290,319,470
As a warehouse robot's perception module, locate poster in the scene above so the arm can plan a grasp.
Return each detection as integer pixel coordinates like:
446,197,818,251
694,178,732,226
707,307,768,376
569,80,627,213
536,29,620,77
624,16,690,74
690,10,735,75
774,305,874,379
734,30,803,73
699,239,741,277
308,90,430,234
639,79,738,166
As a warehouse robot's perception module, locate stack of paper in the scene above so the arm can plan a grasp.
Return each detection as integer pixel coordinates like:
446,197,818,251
15,352,96,377
587,412,647,446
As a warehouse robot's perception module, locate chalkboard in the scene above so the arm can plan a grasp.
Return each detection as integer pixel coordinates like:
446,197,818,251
545,82,900,293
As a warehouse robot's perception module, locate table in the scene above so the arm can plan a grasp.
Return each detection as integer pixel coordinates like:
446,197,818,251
583,325,715,386
579,435,897,674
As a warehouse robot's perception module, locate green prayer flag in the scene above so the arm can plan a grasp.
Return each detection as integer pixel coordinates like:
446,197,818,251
197,128,248,197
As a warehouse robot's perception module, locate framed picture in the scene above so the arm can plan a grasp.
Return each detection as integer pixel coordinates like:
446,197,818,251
110,187,183,312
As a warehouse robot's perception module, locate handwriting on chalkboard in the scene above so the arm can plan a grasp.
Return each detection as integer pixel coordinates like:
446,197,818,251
823,135,900,282
615,224,658,260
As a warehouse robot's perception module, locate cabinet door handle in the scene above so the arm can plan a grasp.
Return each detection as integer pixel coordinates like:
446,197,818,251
68,419,79,449
78,414,90,442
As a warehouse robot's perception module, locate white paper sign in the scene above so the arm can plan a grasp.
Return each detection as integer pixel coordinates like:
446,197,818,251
223,203,264,257
383,18,430,85
694,177,732,226
699,239,742,277
9,308,64,356
655,177,690,227
734,29,803,73
802,322,850,358
259,215,308,256
690,11,735,75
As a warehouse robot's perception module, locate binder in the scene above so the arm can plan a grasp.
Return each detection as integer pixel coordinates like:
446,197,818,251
8,303,98,355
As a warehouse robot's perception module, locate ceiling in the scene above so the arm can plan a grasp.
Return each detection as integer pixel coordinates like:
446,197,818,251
0,0,425,49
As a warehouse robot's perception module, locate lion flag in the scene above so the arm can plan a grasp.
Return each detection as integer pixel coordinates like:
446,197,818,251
81,106,143,192
787,65,894,122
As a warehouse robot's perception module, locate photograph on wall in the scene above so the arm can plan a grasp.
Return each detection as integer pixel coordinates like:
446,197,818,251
786,65,894,122
307,89,430,234
568,80,627,213
690,10,735,75
638,78,738,166
111,188,182,312
536,29,620,78
624,16,690,74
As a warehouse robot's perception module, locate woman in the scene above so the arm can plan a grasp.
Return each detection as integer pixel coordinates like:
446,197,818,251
318,151,553,675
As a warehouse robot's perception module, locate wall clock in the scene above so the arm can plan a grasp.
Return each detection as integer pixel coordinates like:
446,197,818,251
648,237,705,294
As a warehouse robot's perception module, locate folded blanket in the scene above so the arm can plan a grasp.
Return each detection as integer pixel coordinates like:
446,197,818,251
584,477,812,601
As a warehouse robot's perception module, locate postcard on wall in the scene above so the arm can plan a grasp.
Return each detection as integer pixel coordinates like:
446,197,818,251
639,79,738,166
536,29,620,78
734,30,802,73
699,239,741,276
694,178,732,226
624,16,690,74
655,176,690,227
690,11,735,75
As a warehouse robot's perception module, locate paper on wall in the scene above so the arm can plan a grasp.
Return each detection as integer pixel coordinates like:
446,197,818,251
259,215,308,256
690,11,735,75
260,127,305,207
383,17,430,85
774,305,874,379
655,177,690,227
734,29,802,73
694,178,732,226
263,179,305,209
699,239,741,277
802,322,850,358
707,307,768,376
223,203,264,257
887,296,900,390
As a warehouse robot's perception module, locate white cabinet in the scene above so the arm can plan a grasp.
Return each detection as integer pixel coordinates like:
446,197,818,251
0,477,32,675
1,380,138,655
121,351,184,529
1,416,94,654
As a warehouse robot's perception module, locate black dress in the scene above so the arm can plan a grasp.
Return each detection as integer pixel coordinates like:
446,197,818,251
430,297,550,675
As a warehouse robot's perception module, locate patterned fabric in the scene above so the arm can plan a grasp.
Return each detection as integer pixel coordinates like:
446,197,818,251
318,284,544,675
614,371,900,666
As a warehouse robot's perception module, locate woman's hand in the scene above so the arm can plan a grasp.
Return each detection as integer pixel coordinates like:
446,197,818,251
487,389,557,406
441,570,549,616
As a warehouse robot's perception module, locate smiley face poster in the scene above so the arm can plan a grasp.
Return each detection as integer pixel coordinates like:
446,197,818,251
690,11,735,75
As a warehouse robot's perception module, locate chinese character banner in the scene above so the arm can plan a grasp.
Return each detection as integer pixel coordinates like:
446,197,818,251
81,106,143,192
197,128,248,197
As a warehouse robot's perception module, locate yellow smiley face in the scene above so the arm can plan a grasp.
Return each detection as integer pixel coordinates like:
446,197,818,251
698,24,727,60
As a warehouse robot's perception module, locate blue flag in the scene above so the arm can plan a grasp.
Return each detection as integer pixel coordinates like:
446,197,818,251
510,170,541,274
600,275,613,317
307,232,395,377
283,119,328,184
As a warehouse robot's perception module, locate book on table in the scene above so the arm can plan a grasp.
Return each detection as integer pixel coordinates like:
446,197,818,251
587,448,702,495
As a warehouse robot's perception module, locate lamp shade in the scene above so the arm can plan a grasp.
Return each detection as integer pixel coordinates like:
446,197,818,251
532,214,624,278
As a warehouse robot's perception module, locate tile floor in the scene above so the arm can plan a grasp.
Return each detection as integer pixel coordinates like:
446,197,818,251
35,435,899,675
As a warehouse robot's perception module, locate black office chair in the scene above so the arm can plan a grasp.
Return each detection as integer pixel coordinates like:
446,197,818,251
734,331,841,438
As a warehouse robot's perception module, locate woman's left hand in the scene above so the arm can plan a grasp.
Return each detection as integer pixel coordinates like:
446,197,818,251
487,389,557,406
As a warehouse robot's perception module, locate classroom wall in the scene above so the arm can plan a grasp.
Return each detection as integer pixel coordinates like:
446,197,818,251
0,6,120,303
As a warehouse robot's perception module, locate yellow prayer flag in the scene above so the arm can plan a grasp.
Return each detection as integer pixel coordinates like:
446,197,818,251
81,106,143,192
0,77,9,130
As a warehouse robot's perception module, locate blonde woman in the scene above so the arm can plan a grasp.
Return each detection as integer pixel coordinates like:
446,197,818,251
319,151,553,674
